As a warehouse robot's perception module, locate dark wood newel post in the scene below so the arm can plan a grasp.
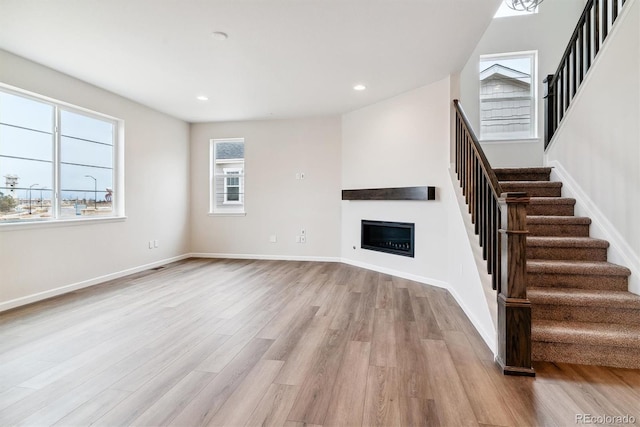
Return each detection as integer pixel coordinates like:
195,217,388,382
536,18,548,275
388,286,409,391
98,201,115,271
496,192,535,376
543,74,555,149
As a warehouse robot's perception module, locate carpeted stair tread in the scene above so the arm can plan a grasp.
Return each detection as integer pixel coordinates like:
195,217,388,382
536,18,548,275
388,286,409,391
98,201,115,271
494,167,552,181
533,320,640,349
528,288,640,309
527,236,609,248
527,260,631,277
526,216,591,237
500,181,563,197
526,215,591,225
527,260,630,291
528,197,576,216
527,237,609,261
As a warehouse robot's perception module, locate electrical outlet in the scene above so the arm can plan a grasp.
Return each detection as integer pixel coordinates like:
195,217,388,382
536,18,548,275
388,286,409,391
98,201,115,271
300,235,306,243
300,172,305,179
154,239,159,248
148,240,153,249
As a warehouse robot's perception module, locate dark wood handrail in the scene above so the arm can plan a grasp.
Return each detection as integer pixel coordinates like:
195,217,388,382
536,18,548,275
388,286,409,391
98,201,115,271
545,0,627,149
454,100,534,376
453,100,503,200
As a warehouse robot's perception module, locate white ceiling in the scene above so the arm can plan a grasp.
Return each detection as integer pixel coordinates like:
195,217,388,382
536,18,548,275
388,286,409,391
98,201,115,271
0,0,500,123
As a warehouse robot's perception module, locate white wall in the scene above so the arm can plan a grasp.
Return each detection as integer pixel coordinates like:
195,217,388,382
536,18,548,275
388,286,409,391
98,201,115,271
545,0,640,295
0,50,191,310
341,80,450,282
341,78,496,350
189,117,341,260
459,0,585,167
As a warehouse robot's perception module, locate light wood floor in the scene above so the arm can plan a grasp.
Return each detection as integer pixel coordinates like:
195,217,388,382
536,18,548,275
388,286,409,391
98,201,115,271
1,259,640,427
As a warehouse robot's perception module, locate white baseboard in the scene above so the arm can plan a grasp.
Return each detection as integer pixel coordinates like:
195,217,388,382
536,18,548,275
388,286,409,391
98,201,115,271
189,252,341,263
547,160,640,295
0,254,192,313
339,257,449,289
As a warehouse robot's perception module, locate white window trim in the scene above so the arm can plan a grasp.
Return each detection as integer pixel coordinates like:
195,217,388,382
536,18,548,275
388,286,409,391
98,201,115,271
478,50,538,142
209,138,245,215
0,83,125,229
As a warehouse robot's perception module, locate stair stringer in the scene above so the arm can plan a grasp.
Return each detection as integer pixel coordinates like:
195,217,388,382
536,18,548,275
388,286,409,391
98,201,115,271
546,160,640,296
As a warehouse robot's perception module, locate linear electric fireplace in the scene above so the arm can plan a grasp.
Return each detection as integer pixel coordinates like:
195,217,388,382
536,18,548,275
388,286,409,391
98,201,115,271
361,220,415,258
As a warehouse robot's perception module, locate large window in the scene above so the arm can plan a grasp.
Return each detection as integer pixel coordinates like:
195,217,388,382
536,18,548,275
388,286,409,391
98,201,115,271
210,138,245,215
0,85,121,224
479,51,537,140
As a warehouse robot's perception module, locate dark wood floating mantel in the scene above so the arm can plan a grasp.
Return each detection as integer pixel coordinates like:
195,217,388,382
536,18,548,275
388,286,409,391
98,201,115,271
342,186,436,201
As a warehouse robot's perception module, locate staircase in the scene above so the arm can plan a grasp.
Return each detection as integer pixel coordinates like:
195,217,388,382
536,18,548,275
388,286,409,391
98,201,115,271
495,167,640,369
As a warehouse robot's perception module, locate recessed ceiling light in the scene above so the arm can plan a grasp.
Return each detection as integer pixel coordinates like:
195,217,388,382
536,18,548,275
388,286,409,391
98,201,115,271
353,84,367,91
211,31,229,41
196,95,209,101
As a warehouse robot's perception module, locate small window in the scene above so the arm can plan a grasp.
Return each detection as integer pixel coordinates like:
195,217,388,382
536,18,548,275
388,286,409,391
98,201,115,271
479,51,537,140
210,138,245,214
0,85,121,224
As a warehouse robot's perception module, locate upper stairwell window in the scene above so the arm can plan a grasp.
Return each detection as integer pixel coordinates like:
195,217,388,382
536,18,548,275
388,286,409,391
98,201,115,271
479,51,537,140
494,0,538,18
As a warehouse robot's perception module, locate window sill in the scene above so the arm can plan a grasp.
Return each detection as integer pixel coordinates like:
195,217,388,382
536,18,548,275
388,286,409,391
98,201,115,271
208,212,246,217
479,137,540,145
0,216,127,232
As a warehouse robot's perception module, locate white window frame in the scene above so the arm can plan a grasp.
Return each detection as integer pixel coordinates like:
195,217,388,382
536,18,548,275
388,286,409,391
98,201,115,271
479,50,538,142
0,83,125,229
209,138,245,216
222,167,244,205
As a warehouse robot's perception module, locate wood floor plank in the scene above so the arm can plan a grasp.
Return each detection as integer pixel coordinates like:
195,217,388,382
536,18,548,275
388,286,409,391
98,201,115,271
397,396,440,427
323,341,371,427
264,305,320,361
362,366,400,427
245,383,299,427
424,287,463,332
208,359,284,427
444,330,516,426
394,320,431,398
53,388,131,427
286,327,349,425
375,277,394,309
480,360,557,427
329,292,361,330
393,288,416,322
369,309,397,368
422,338,479,426
169,337,274,426
411,296,443,340
349,281,378,342
197,310,277,373
273,315,331,386
128,371,215,427
95,333,230,425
